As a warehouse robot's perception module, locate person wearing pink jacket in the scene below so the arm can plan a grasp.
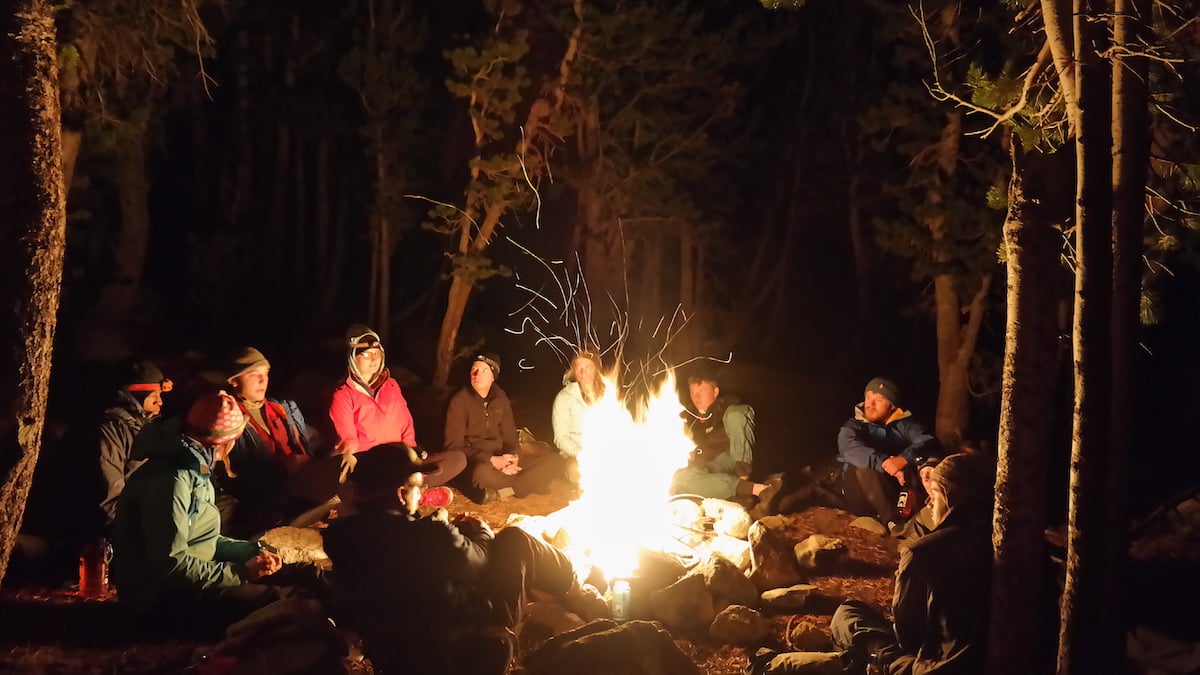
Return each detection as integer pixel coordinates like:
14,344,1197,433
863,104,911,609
329,324,466,491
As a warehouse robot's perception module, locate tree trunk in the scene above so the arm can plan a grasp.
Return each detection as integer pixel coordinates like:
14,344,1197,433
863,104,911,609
0,0,67,582
1106,0,1151,659
1040,0,1080,132
933,272,991,449
987,137,1065,675
91,129,151,323
1058,2,1114,672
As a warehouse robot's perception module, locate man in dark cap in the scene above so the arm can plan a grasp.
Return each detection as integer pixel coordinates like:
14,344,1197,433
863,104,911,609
324,442,604,674
749,452,995,675
445,353,569,503
835,377,941,530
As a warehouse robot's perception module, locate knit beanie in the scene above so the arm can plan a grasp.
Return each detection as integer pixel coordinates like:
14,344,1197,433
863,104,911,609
224,346,270,383
864,377,900,407
121,358,168,393
931,452,995,507
474,352,501,377
185,390,247,446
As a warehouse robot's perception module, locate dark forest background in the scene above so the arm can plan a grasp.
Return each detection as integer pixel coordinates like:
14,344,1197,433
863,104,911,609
40,0,1200,518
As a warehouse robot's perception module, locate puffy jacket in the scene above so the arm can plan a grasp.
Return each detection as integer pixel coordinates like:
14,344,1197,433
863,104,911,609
836,405,939,473
111,418,261,615
329,377,416,454
552,382,587,458
98,390,153,525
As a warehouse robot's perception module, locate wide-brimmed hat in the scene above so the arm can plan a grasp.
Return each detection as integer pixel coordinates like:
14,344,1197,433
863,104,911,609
347,443,439,499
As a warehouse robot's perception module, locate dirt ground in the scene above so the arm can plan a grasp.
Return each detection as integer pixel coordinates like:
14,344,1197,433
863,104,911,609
0,492,900,675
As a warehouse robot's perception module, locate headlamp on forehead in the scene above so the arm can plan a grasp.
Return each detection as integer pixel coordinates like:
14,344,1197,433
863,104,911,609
127,378,173,393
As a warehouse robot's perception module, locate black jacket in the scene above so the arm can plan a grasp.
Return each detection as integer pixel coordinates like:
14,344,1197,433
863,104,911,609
443,385,519,464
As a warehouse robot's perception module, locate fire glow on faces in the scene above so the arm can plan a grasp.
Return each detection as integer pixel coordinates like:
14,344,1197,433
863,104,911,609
550,372,695,579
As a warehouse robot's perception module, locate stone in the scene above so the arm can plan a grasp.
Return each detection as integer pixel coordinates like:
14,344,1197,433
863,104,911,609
760,584,818,612
709,535,752,571
518,601,586,654
525,619,700,675
261,526,331,570
755,514,795,534
692,553,759,607
649,572,716,631
785,620,832,652
748,521,805,592
703,498,753,540
709,605,771,646
753,650,844,674
793,535,848,572
849,516,887,536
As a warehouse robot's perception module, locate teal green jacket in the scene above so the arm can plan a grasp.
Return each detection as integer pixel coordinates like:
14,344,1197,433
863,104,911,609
111,418,261,614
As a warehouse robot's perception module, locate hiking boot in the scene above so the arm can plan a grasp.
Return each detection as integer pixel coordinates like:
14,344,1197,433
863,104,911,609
420,486,454,508
562,580,610,622
749,473,786,520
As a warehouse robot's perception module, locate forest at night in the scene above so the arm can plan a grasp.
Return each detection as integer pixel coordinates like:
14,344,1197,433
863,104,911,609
2,0,1200,673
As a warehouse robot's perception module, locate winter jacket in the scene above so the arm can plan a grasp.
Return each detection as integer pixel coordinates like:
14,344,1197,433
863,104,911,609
682,396,755,469
111,418,262,615
444,385,519,465
552,382,588,458
889,502,992,674
323,509,492,673
836,405,939,473
328,376,416,454
98,390,153,525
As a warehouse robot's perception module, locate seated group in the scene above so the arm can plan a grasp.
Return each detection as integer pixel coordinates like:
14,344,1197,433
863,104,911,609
84,322,989,673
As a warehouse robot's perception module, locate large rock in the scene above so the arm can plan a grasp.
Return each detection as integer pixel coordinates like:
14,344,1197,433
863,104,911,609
518,601,586,654
760,584,818,612
786,620,832,652
751,651,844,674
649,572,716,631
525,619,700,675
703,498,753,540
692,554,759,607
747,521,805,592
849,516,887,536
755,514,795,534
709,605,770,646
261,527,331,570
793,535,848,572
709,535,752,571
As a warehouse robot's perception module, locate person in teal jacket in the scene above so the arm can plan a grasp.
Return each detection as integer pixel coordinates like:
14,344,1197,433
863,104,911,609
112,390,295,631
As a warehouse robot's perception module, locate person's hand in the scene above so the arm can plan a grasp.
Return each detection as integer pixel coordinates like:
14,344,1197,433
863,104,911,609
490,455,509,471
243,549,282,581
881,456,908,484
452,513,492,538
338,452,358,484
501,454,522,475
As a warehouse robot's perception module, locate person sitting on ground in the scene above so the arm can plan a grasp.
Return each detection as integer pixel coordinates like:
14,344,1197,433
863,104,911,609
835,377,941,530
446,353,569,503
748,452,995,675
215,346,337,537
552,349,606,460
98,358,172,528
328,324,464,504
111,390,318,632
323,442,606,675
670,372,782,515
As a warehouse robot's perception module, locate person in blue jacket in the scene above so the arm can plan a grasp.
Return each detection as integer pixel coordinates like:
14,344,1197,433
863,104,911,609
836,377,941,529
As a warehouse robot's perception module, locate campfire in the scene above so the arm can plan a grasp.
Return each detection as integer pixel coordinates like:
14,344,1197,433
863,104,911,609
511,372,752,585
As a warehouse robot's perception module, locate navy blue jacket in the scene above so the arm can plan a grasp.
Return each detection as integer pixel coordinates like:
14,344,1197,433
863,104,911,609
836,404,940,473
